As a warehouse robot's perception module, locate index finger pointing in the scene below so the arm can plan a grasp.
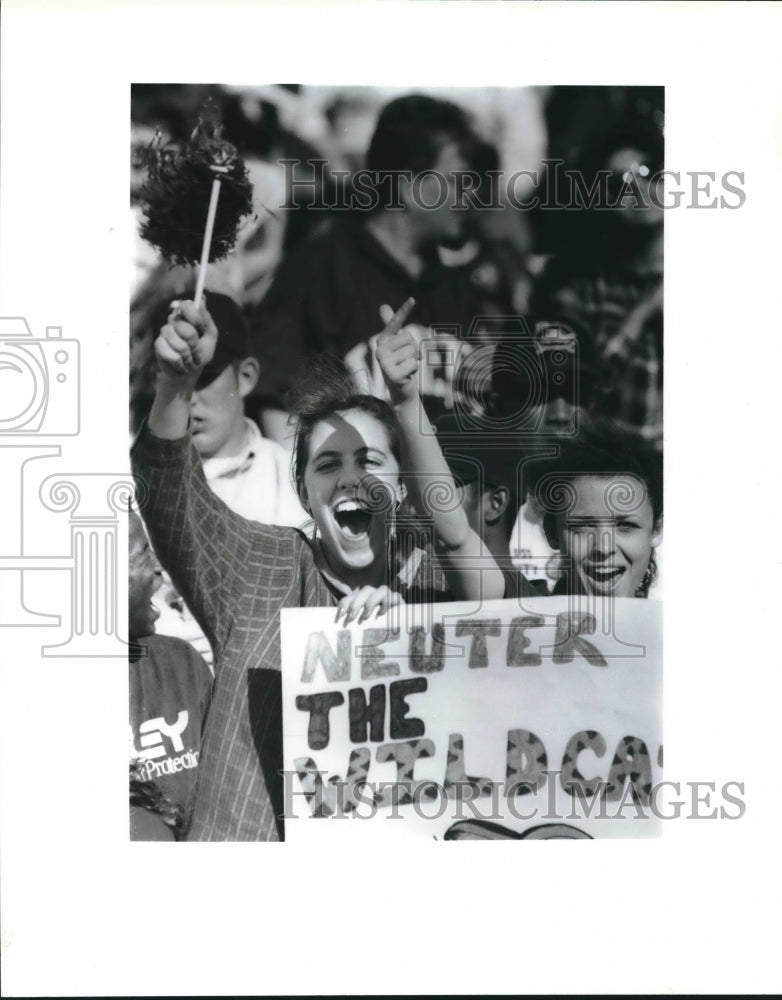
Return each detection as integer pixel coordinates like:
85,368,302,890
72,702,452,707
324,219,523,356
377,297,416,342
379,304,395,326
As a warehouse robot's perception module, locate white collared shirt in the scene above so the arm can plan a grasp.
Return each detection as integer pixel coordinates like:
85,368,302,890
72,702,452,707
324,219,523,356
202,418,307,527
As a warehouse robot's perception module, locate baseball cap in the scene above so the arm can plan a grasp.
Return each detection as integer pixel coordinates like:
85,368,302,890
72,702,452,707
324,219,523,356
194,291,252,388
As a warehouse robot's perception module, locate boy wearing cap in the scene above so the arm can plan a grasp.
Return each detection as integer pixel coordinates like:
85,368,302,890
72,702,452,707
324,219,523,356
184,291,306,527
155,291,307,662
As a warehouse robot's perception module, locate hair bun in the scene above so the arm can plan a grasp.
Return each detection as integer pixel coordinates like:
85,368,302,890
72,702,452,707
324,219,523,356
285,356,359,418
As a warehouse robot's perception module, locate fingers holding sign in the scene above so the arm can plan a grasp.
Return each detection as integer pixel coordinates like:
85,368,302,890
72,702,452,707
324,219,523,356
375,297,420,405
334,585,405,626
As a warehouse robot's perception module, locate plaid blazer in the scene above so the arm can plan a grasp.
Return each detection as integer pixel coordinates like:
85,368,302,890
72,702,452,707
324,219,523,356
131,428,450,840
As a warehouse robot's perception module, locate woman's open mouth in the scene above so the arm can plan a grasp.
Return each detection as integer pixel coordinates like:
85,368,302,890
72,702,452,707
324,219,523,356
333,499,372,539
581,564,626,592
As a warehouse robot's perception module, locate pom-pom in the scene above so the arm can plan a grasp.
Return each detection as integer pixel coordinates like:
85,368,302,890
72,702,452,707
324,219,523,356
138,101,254,267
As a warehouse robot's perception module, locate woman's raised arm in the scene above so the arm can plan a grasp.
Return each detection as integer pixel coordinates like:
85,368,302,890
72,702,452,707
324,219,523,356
148,298,218,440
374,300,506,603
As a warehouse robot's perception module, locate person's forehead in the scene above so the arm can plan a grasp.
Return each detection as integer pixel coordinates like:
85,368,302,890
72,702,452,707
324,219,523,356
569,474,648,514
309,409,390,456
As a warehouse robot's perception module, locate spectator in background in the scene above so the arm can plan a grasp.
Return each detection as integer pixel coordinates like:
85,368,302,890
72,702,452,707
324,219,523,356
248,93,505,445
483,317,599,591
128,511,213,840
532,118,664,449
436,137,533,317
178,291,305,526
432,413,548,598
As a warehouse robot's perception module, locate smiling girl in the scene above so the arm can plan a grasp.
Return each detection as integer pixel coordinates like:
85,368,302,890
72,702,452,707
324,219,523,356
533,422,663,599
131,296,499,840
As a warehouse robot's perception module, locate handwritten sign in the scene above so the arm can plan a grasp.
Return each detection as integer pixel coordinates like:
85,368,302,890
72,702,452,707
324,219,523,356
281,596,662,840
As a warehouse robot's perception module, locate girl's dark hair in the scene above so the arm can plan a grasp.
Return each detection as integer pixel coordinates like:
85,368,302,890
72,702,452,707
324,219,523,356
286,357,401,495
364,94,477,210
530,417,663,531
366,94,475,176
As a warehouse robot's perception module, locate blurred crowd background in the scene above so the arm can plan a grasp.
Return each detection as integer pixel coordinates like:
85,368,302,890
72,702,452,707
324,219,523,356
131,82,664,445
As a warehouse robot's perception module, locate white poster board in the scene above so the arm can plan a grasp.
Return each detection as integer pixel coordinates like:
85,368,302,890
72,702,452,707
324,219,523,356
281,595,661,841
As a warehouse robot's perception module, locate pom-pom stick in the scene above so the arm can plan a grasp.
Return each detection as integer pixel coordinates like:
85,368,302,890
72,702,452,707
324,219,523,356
193,165,228,308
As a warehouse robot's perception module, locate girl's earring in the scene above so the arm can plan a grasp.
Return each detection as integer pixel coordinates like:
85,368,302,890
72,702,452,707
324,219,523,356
636,551,657,598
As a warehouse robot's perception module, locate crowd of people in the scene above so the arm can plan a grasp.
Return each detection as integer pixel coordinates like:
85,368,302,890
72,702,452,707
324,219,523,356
129,85,664,840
